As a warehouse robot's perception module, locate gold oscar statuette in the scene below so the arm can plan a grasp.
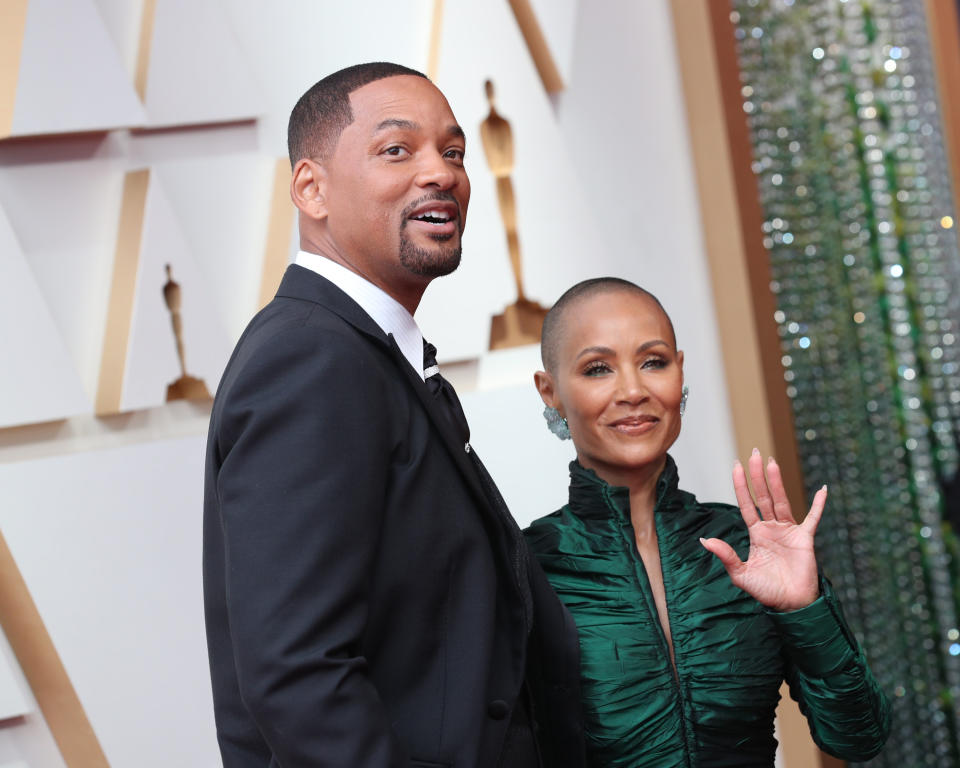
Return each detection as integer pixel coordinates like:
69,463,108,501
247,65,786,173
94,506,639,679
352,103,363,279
480,78,549,350
163,264,211,401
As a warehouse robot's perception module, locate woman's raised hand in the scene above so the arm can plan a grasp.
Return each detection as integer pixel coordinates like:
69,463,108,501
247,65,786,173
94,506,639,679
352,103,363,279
699,450,824,612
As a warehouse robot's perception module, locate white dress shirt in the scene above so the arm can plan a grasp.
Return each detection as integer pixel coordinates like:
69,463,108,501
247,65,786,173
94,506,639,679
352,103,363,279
294,250,426,380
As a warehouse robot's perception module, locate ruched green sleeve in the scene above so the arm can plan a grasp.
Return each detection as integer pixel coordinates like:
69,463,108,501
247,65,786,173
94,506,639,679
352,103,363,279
769,578,891,760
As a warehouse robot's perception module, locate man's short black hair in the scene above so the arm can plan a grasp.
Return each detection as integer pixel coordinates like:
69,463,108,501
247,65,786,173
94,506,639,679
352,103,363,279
287,62,429,168
540,277,676,373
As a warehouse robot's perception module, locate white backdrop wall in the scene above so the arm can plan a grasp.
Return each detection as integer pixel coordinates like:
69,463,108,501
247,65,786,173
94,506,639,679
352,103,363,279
0,1,738,764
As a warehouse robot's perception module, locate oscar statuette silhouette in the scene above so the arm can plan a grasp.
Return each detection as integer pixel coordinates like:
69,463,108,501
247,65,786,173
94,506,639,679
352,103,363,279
480,79,549,350
163,264,211,401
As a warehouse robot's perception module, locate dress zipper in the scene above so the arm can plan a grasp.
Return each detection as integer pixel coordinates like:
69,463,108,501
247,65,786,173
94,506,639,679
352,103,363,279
609,487,695,767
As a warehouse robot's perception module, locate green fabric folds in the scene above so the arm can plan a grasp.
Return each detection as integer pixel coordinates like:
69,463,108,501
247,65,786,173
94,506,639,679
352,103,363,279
524,456,890,767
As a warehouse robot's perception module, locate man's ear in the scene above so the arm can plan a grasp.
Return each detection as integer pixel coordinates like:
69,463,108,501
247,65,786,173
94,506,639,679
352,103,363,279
290,158,328,220
533,370,560,413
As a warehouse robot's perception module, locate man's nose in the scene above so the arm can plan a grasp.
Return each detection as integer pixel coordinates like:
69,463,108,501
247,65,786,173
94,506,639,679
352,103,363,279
416,151,458,189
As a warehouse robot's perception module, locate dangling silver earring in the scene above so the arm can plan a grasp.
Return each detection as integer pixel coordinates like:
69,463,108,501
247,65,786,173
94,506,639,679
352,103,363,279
543,406,571,440
680,385,689,417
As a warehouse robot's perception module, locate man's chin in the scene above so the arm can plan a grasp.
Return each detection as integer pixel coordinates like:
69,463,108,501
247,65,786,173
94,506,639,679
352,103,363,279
399,242,463,279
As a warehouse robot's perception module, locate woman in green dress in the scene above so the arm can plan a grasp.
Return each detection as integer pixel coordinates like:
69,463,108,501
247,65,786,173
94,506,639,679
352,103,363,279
524,277,890,767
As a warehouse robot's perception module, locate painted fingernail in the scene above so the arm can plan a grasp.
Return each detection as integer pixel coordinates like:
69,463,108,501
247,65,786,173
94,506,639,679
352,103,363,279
699,537,708,546
768,456,775,464
752,447,760,456
821,484,828,492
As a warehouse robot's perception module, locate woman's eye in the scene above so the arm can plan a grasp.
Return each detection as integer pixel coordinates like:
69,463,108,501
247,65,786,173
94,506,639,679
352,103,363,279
642,357,668,370
583,362,611,376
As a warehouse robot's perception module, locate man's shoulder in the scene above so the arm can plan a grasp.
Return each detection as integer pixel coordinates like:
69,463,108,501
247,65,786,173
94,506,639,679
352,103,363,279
244,271,393,352
215,293,401,412
252,291,354,335
230,298,361,364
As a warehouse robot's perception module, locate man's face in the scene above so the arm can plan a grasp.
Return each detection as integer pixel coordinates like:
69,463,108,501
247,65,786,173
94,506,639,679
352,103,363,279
321,76,470,295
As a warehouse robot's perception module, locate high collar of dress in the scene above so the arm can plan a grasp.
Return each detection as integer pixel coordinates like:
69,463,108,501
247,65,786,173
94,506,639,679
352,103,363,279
567,454,680,519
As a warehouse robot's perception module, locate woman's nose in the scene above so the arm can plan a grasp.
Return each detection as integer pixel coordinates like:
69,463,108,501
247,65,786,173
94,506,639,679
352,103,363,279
615,370,648,403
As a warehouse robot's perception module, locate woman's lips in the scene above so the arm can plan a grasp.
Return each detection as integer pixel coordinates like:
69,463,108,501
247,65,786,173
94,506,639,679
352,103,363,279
608,415,658,435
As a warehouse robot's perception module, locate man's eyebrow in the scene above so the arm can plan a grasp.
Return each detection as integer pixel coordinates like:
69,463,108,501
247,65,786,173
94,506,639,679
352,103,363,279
372,120,466,141
373,118,419,133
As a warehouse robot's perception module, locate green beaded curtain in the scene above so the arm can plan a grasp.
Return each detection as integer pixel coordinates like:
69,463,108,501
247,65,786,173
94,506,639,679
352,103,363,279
728,0,960,764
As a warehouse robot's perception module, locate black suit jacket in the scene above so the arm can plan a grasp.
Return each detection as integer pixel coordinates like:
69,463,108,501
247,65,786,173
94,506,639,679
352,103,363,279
203,265,585,768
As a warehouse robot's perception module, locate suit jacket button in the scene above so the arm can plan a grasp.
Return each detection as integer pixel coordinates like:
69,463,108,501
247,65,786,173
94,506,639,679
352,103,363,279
487,699,510,720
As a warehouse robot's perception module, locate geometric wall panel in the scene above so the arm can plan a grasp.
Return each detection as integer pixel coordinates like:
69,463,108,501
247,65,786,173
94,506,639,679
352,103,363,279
0,528,102,766
0,203,91,428
525,0,577,87
94,152,277,416
5,0,145,138
142,0,261,127
0,0,28,139
0,631,30,721
258,158,296,309
0,158,127,407
95,169,148,417
120,170,234,411
150,154,279,341
0,437,220,767
506,0,567,93
86,0,147,83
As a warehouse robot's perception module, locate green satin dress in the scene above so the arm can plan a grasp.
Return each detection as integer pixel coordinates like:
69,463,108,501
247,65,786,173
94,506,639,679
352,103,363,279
524,456,890,768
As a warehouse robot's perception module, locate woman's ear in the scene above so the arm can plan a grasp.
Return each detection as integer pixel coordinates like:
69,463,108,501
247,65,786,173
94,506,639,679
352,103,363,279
290,158,328,220
534,370,559,412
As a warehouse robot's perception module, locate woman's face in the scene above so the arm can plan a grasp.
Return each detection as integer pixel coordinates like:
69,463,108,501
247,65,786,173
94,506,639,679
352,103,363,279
538,290,684,487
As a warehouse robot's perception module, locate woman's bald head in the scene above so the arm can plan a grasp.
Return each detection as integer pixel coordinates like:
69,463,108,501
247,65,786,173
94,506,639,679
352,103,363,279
540,277,676,373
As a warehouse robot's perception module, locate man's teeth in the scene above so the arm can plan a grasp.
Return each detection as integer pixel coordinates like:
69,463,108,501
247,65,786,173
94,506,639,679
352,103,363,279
413,210,452,223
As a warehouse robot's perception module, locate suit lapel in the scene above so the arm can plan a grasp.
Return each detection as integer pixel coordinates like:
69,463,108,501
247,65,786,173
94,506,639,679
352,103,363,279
383,334,497,515
275,264,388,345
273,265,500,520
385,335,533,633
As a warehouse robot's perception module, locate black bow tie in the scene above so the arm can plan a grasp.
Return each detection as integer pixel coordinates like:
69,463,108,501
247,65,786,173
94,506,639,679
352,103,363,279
423,340,470,444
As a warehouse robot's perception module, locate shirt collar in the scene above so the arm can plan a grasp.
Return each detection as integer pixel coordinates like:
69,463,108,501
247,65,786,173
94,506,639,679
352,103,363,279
295,250,425,380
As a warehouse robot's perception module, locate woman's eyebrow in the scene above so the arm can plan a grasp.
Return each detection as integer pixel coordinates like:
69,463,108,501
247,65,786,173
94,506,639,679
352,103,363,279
575,345,615,361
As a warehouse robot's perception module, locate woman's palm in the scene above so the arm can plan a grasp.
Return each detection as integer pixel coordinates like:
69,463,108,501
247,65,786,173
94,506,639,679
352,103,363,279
700,451,824,612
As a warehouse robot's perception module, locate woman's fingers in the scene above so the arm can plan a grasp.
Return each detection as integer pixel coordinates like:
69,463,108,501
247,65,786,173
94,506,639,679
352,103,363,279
735,451,806,526
732,460,761,526
764,458,795,523
748,449,775,521
700,537,744,578
801,484,828,536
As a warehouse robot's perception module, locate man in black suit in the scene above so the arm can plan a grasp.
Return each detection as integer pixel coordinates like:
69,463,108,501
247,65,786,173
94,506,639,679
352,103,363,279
203,62,584,767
